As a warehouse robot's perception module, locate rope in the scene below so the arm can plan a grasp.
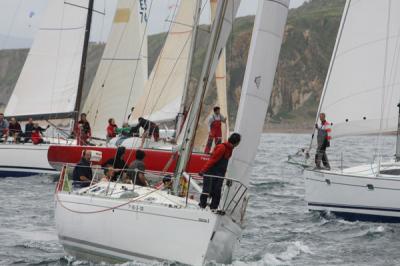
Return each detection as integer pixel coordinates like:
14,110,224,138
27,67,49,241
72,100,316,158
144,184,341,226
55,184,162,214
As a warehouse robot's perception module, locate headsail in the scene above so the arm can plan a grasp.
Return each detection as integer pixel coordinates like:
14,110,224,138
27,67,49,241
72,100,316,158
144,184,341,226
174,0,242,183
211,0,229,140
5,0,90,120
129,0,198,125
84,0,148,139
317,0,400,137
224,0,289,221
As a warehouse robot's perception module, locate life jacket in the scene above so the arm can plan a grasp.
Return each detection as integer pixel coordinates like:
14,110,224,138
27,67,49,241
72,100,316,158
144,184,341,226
31,131,42,144
204,143,233,177
210,115,222,138
321,120,332,141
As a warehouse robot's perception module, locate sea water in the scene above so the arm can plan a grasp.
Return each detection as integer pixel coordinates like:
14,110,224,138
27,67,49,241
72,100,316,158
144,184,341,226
1,133,400,265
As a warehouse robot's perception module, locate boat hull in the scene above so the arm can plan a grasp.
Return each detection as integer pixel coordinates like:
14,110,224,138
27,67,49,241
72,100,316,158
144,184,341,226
55,192,241,265
48,145,209,175
305,166,400,222
0,144,58,177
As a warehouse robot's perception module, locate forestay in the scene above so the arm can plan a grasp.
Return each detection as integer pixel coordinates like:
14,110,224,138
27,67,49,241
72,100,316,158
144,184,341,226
84,0,148,139
5,0,89,119
318,0,400,137
129,0,198,124
224,0,289,220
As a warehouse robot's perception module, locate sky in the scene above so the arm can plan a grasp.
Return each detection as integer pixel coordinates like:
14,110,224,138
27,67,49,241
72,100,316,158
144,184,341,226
0,0,307,49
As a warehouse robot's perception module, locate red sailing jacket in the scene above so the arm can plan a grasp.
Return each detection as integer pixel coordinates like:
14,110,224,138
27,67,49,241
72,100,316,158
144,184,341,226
201,141,233,173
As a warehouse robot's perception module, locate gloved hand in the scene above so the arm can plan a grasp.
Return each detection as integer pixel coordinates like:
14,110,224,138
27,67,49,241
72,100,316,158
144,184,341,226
315,123,318,129
226,180,232,187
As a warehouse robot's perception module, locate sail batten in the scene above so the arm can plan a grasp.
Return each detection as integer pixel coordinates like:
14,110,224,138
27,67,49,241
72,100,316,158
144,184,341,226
5,0,90,118
318,0,400,137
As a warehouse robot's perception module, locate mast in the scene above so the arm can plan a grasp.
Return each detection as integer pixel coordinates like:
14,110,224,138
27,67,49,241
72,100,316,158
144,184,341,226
173,0,240,192
74,0,95,123
175,0,202,138
396,103,400,161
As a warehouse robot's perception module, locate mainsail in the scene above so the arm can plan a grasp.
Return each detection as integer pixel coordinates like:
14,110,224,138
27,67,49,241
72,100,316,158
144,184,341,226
129,0,198,124
224,0,289,220
5,0,90,120
84,0,148,139
317,0,400,137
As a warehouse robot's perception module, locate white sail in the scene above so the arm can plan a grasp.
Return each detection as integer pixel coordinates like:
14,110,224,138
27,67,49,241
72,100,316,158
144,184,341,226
211,0,229,140
174,0,242,180
129,0,198,124
84,0,148,139
5,0,89,118
224,0,289,219
318,0,400,137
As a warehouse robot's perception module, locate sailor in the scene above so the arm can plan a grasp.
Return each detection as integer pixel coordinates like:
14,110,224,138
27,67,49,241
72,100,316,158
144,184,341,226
199,133,241,210
115,122,131,146
76,113,91,146
24,117,34,142
8,117,22,143
204,106,227,154
132,117,160,145
31,123,49,145
103,146,127,181
0,113,9,142
106,118,117,143
72,150,93,188
127,149,148,186
315,112,331,170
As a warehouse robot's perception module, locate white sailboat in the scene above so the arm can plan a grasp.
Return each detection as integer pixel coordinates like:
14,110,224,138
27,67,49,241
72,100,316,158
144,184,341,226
304,0,400,222
0,0,95,177
54,0,289,264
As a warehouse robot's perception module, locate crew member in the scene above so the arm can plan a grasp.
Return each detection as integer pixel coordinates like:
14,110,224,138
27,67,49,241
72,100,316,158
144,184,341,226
76,113,91,146
199,133,241,210
103,146,127,181
204,106,227,154
132,117,160,145
0,113,8,142
128,149,148,186
72,150,93,188
106,118,117,143
31,123,48,145
8,117,22,143
315,112,331,170
24,117,34,142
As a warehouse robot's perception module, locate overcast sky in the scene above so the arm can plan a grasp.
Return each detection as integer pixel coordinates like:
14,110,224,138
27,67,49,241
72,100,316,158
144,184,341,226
0,0,307,49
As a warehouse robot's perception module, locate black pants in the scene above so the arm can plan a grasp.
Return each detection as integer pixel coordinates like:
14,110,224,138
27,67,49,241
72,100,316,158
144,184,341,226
315,142,330,168
200,175,224,209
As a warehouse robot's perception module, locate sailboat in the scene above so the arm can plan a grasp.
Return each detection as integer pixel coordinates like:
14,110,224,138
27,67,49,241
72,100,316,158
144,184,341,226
54,0,289,264
47,0,208,170
0,0,96,177
304,0,400,222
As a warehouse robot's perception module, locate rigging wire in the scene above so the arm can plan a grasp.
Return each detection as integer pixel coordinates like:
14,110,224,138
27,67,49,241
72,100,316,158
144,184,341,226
376,0,392,174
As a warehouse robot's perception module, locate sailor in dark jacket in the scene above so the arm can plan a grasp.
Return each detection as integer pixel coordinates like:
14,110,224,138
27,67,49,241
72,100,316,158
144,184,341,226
72,150,93,188
199,133,241,210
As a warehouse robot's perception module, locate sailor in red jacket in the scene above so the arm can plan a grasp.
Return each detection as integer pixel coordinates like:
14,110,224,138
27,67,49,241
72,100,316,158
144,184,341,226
204,106,227,154
106,118,117,143
199,133,241,210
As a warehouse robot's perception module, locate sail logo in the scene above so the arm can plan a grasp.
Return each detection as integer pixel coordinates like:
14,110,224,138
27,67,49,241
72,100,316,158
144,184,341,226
139,0,148,23
254,76,262,89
